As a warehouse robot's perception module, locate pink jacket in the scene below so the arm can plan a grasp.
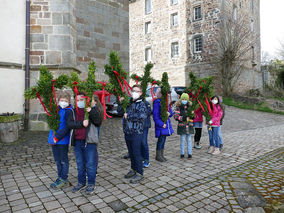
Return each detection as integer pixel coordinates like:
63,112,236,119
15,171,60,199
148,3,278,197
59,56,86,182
209,104,223,127
193,108,203,123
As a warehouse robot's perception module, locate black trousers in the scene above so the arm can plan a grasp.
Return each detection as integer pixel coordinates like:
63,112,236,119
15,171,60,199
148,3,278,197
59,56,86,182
194,128,202,142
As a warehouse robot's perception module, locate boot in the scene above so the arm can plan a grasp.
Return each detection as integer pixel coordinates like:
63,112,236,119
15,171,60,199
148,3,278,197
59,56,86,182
155,150,164,162
161,149,167,161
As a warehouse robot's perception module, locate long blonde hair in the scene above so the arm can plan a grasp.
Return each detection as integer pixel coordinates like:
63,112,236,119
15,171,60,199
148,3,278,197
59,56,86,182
93,94,104,122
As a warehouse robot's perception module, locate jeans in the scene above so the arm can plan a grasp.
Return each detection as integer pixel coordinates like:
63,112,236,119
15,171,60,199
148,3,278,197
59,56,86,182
141,128,149,162
74,140,98,185
156,135,167,150
218,126,223,145
180,134,192,155
208,126,220,148
52,144,69,180
125,134,143,175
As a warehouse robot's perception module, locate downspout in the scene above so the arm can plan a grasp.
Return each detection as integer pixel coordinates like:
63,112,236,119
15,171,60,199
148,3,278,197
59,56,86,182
24,0,30,131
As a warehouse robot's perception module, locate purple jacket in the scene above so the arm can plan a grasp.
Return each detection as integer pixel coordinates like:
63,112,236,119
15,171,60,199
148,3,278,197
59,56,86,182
209,104,223,127
193,108,203,123
153,99,174,138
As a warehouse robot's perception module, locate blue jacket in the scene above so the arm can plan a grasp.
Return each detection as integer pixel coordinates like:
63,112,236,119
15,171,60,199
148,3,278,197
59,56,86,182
143,100,152,129
153,99,174,138
48,105,73,145
122,97,147,135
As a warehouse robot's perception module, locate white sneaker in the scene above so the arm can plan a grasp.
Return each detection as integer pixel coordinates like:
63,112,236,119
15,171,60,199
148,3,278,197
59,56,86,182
208,146,215,154
212,148,221,155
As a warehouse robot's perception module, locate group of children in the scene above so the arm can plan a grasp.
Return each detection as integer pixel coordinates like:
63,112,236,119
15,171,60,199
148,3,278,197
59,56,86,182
48,91,103,194
49,85,224,190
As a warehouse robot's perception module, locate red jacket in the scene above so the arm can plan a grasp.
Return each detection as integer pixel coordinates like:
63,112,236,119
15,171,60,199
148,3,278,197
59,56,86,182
209,104,223,127
193,108,203,123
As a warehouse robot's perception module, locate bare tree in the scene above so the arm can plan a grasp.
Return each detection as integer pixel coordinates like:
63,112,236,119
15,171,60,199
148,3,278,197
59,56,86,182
213,10,256,96
277,40,284,60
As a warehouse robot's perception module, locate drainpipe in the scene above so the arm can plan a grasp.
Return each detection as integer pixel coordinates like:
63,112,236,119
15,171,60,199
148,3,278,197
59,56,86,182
24,0,30,131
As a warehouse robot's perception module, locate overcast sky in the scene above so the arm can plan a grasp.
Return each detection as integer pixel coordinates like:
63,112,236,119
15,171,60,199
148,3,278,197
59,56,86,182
261,0,284,59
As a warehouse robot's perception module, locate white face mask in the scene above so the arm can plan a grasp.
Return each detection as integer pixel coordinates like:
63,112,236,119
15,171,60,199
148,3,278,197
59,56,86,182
77,101,85,108
212,99,218,105
59,101,69,109
132,92,140,100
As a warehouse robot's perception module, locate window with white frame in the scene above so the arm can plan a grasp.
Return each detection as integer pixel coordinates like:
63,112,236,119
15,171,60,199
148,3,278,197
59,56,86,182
250,19,254,32
171,13,178,26
193,36,203,53
145,21,151,34
171,42,179,57
193,6,202,20
171,0,178,5
233,6,238,20
145,0,151,14
145,47,152,62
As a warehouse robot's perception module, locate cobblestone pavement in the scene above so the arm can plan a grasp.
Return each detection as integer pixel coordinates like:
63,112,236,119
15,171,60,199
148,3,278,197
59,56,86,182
0,106,284,213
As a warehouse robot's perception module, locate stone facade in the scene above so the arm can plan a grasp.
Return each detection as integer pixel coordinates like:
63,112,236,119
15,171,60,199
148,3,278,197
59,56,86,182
129,0,261,93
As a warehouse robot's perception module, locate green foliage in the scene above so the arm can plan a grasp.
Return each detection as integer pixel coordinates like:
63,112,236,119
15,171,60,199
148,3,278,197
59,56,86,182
161,72,170,123
104,51,129,111
0,114,22,123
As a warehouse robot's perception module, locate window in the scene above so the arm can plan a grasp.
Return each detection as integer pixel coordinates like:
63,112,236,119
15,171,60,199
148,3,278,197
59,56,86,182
193,6,202,20
251,46,255,64
145,47,152,62
171,42,179,57
233,6,238,20
250,19,254,32
145,21,151,34
250,0,254,13
171,13,178,26
171,0,178,5
193,36,203,53
145,0,151,14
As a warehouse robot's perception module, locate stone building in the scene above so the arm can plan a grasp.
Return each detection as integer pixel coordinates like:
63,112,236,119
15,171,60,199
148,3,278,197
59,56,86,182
0,0,129,130
129,0,261,93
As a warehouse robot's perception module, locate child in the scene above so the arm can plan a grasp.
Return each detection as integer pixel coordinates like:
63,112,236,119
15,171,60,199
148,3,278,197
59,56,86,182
153,88,174,162
48,91,73,189
193,107,203,149
207,95,223,155
174,93,194,158
142,99,152,168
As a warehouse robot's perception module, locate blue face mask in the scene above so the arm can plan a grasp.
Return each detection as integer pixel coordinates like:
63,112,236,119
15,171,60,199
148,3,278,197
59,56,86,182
77,101,85,109
181,100,188,105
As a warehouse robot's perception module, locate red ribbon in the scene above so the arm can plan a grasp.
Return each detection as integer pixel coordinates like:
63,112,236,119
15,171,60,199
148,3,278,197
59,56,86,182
136,75,139,84
205,93,212,114
121,76,132,96
97,81,112,120
82,96,90,107
113,70,125,93
52,80,58,113
73,81,79,113
151,81,157,102
167,92,169,112
197,98,205,112
36,92,51,116
194,86,202,100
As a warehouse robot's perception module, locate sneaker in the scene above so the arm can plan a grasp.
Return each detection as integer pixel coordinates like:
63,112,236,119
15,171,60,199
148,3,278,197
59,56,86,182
188,154,192,159
123,153,130,159
85,184,95,195
130,174,144,184
219,144,223,150
124,169,136,179
143,161,150,168
208,146,215,154
72,183,86,193
194,142,202,149
212,148,221,155
50,178,67,189
180,154,185,158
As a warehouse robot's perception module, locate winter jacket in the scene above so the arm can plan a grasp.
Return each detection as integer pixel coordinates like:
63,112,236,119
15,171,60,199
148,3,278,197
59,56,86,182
153,99,174,138
193,108,203,123
74,108,86,140
209,104,223,127
122,97,147,135
174,101,194,135
143,100,152,129
48,105,73,145
66,108,85,146
86,106,102,145
220,105,225,125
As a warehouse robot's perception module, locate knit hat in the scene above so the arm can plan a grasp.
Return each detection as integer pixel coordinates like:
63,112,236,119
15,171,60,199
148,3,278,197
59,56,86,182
180,93,189,102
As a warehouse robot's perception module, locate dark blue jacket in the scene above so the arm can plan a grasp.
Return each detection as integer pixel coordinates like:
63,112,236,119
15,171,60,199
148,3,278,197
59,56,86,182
153,99,174,138
48,105,73,145
144,100,152,129
122,97,147,135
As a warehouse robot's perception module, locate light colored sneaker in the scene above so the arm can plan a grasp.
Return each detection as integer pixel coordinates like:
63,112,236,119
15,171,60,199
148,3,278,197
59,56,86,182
212,148,221,155
208,146,215,154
